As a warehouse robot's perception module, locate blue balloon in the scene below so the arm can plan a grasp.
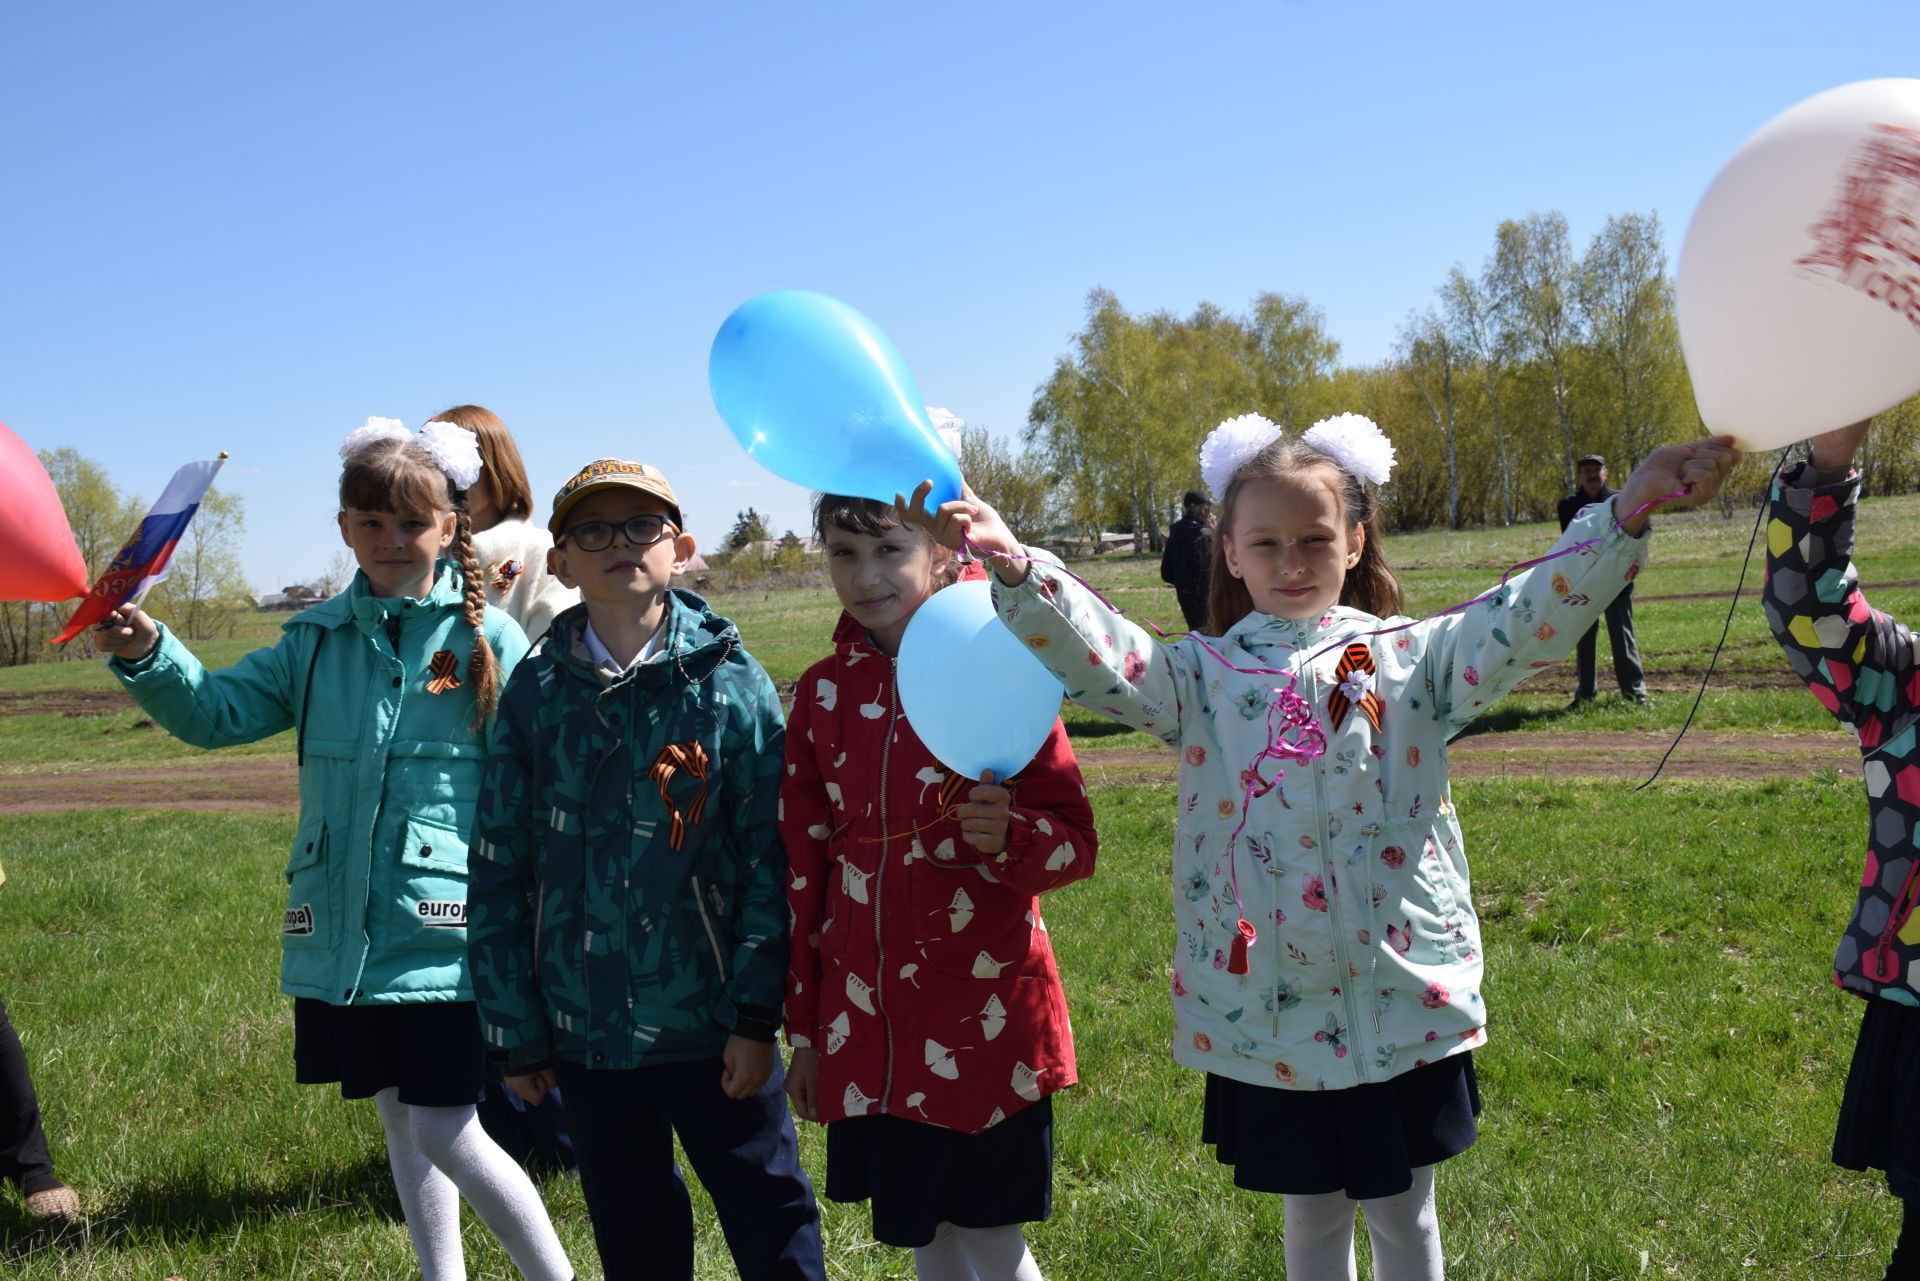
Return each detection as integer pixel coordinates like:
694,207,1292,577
896,580,1064,782
709,291,964,508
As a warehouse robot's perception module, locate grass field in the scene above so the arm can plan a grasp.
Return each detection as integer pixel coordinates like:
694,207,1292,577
0,497,1911,1277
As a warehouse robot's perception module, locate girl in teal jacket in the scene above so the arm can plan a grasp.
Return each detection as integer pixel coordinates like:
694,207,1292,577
94,424,573,1281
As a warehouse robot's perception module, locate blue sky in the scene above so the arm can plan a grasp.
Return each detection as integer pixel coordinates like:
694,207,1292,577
2,1,1911,592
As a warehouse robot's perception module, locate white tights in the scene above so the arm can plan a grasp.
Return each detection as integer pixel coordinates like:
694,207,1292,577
372,1088,573,1281
1281,1165,1442,1281
912,1221,1044,1281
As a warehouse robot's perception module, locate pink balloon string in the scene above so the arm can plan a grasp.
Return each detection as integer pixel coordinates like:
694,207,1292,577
961,484,1685,959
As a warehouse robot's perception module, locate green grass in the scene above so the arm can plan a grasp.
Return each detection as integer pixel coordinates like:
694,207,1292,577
0,777,1901,1277
0,494,1910,1274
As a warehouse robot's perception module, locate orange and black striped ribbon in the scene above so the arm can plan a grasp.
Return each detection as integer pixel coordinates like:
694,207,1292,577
1325,641,1383,733
425,650,463,694
648,741,710,850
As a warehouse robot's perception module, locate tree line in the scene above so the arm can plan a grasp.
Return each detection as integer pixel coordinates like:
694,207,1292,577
0,450,252,666
1024,209,1920,543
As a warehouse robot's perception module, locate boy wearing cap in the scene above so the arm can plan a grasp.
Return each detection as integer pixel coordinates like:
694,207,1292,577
467,459,824,1280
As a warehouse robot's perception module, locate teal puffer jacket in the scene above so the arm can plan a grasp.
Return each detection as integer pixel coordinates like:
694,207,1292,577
110,564,528,1005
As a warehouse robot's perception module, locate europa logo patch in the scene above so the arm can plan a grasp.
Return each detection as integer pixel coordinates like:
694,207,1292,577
417,900,467,928
284,904,315,936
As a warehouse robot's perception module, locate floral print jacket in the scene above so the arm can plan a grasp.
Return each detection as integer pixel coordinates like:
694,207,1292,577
991,503,1647,1091
1763,463,1920,1005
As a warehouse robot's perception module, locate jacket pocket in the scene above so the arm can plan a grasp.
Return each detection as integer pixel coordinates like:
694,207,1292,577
909,860,1035,981
394,815,471,948
1372,821,1473,968
282,816,331,952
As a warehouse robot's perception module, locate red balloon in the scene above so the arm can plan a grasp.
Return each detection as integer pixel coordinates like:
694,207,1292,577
0,422,89,602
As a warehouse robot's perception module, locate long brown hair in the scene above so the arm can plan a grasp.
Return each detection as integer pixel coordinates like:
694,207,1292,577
339,438,502,725
428,404,534,524
1204,437,1402,633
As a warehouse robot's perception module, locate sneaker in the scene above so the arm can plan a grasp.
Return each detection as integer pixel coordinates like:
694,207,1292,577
1565,695,1595,711
24,1183,77,1220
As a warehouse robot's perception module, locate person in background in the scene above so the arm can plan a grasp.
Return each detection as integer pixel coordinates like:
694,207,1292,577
1557,453,1649,707
428,405,577,649
1160,489,1215,632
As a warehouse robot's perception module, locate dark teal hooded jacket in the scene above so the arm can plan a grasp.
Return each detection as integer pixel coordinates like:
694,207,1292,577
466,592,788,1072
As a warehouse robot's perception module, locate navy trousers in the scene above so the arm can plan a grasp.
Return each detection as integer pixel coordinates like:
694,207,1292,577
1574,584,1646,699
554,1054,824,1281
0,997,58,1195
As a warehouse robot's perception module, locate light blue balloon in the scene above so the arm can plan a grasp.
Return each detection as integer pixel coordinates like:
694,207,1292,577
896,580,1064,782
709,290,964,507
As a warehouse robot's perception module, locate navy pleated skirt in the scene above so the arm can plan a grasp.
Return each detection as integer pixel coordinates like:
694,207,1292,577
826,1097,1054,1248
1202,1052,1480,1200
1834,995,1920,1200
292,997,487,1107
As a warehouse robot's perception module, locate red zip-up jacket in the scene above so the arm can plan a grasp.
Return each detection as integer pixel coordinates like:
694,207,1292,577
782,611,1098,1134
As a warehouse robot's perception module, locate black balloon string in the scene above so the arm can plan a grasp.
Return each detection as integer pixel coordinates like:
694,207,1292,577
1634,449,1791,791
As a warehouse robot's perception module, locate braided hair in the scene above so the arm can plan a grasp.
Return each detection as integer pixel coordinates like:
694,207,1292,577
339,438,501,726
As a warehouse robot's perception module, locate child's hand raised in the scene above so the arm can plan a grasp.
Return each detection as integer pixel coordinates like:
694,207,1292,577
956,769,1012,855
1612,436,1742,535
89,606,159,662
896,480,1029,587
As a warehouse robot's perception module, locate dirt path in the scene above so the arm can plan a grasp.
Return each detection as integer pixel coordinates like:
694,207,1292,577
0,758,299,813
0,729,1859,813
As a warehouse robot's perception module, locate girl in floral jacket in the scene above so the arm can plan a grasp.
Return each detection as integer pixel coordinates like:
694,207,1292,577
1762,418,1920,1280
906,415,1735,1281
782,493,1097,1280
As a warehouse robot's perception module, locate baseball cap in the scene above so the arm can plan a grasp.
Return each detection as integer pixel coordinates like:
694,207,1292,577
1576,454,1606,468
549,459,683,537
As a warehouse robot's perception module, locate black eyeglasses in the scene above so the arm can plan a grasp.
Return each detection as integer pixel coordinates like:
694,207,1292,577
559,514,677,552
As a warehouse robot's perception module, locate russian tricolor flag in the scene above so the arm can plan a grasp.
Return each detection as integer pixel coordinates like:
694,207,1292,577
52,456,227,644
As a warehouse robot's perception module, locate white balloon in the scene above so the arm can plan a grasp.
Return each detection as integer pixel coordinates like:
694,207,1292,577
896,579,1063,782
1677,79,1920,450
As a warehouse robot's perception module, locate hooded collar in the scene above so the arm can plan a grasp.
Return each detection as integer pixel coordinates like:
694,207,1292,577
547,589,741,685
1219,605,1374,656
829,610,889,665
285,559,466,637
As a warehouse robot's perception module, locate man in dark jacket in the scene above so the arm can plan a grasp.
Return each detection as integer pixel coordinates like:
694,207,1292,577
1558,454,1648,706
1161,490,1214,631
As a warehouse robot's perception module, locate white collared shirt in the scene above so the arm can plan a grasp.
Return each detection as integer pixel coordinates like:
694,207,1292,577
584,617,667,675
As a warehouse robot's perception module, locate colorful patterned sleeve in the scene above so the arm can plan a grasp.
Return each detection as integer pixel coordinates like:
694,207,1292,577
988,550,1196,748
1761,463,1912,744
1413,500,1650,738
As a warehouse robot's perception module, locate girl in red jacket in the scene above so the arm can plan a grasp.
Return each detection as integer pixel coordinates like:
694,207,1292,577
782,493,1098,1281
